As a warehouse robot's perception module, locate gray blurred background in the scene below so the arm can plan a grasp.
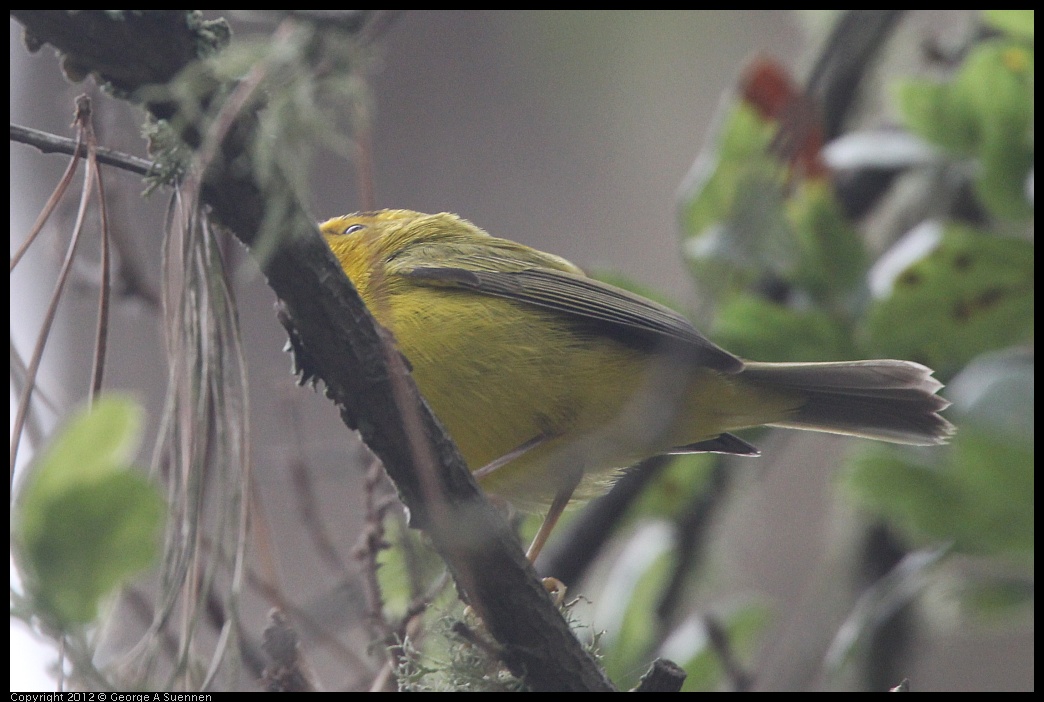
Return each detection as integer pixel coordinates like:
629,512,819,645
10,11,1031,691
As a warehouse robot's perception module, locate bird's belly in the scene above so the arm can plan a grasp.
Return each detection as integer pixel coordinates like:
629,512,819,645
389,291,726,510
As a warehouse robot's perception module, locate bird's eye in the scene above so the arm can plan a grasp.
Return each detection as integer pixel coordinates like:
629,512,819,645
343,223,366,236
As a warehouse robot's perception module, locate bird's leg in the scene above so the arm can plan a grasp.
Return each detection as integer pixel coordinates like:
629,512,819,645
474,435,578,604
475,435,579,564
525,473,580,563
472,433,549,480
526,469,582,606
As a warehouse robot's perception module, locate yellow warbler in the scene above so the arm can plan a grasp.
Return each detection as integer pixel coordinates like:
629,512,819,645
321,210,952,557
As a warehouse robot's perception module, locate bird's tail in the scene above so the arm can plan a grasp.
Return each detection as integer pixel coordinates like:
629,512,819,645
739,360,954,446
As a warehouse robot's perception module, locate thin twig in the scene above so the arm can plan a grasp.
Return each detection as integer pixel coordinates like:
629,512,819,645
705,614,754,692
10,123,156,176
82,98,112,401
10,99,96,484
9,130,83,274
354,456,395,652
656,462,732,624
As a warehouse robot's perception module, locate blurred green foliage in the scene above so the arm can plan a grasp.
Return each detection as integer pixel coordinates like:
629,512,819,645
865,224,1033,374
651,8,1033,690
367,10,1035,691
12,396,165,629
894,24,1033,219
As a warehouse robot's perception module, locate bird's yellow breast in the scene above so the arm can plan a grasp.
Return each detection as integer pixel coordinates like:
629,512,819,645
383,282,666,507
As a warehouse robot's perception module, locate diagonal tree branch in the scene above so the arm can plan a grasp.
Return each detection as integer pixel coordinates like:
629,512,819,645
12,10,614,691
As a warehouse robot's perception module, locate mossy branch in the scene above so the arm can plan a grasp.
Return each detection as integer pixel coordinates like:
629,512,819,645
12,10,614,692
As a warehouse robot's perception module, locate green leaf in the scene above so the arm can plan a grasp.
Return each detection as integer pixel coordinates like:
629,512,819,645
894,79,979,154
19,394,143,498
895,40,1034,219
844,451,964,546
13,396,165,628
976,131,1034,220
843,342,1031,564
679,104,793,297
376,513,447,621
959,577,1034,619
843,425,1033,559
599,522,772,691
630,453,715,521
866,225,1034,374
956,41,1034,218
946,426,1034,557
787,181,867,300
679,104,782,243
597,521,676,687
711,294,851,362
951,41,1033,138
982,10,1034,40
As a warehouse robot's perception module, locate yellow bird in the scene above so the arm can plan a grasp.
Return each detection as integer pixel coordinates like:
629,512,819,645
321,210,952,560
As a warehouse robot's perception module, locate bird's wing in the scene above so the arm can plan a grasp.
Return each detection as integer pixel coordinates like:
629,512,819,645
394,243,742,373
